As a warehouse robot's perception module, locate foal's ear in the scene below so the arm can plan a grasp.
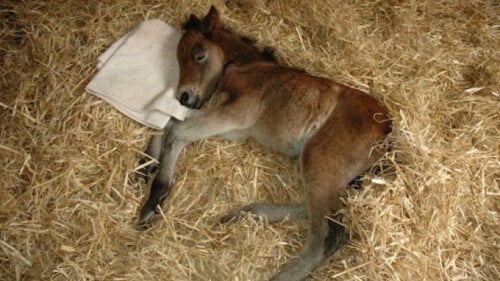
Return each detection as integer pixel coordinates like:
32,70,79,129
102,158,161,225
182,14,202,31
202,5,220,32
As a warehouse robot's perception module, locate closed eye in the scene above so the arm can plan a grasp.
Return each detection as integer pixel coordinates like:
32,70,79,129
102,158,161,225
194,53,207,63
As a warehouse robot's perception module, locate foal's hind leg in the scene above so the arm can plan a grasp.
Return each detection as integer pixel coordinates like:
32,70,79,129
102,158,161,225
220,203,307,224
270,209,348,281
270,177,349,281
271,121,385,280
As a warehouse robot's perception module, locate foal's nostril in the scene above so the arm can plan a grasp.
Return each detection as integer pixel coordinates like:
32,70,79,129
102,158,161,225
180,92,190,106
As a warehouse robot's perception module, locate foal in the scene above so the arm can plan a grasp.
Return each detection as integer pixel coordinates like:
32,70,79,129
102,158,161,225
139,7,392,281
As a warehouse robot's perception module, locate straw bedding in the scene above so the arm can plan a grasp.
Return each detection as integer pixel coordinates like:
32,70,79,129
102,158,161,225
1,0,498,280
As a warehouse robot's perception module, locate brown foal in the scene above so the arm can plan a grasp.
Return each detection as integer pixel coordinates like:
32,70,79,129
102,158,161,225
139,6,392,281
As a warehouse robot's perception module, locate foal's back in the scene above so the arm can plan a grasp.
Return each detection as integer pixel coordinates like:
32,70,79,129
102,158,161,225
218,61,389,158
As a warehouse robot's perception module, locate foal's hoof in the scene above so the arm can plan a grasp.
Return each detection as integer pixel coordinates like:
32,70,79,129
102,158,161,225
136,205,157,229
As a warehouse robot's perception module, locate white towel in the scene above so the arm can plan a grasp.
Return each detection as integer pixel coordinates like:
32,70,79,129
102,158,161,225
86,19,188,129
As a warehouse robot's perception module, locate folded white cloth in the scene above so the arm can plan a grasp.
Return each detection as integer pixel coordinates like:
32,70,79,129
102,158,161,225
86,19,187,129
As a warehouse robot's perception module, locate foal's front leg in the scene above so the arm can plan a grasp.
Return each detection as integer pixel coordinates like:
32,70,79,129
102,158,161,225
138,110,202,180
138,110,248,225
137,120,175,180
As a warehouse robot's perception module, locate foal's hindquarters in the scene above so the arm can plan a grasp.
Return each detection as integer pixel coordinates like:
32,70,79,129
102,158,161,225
267,88,390,281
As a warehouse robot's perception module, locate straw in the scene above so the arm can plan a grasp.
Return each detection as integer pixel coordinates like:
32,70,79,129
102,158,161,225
1,0,498,280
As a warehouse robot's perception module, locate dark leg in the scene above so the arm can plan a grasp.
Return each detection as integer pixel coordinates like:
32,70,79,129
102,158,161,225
137,108,203,181
137,133,185,226
269,195,348,281
137,120,177,180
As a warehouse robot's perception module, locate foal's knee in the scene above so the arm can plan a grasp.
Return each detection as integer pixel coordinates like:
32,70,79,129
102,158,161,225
165,125,192,149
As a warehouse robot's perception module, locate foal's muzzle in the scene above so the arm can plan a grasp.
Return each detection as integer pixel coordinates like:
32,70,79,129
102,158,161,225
179,90,203,109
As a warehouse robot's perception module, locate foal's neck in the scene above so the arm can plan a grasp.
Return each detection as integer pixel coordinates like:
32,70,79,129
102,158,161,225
214,30,267,66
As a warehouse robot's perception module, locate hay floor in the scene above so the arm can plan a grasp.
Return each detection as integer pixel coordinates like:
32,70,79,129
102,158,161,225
1,0,498,280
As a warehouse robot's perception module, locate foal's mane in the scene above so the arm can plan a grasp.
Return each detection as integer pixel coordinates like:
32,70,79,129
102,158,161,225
181,14,276,62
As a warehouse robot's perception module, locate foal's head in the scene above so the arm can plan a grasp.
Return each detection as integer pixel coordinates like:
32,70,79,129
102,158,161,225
176,7,224,109
176,6,275,109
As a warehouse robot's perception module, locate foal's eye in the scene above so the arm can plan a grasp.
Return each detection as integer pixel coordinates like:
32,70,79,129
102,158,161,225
194,53,207,63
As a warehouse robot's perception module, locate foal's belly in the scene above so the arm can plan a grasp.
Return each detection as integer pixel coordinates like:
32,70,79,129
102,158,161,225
249,130,308,158
250,95,338,157
247,113,328,158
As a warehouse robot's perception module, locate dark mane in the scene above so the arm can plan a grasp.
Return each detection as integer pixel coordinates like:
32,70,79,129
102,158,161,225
262,46,276,61
238,35,276,61
221,27,277,62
